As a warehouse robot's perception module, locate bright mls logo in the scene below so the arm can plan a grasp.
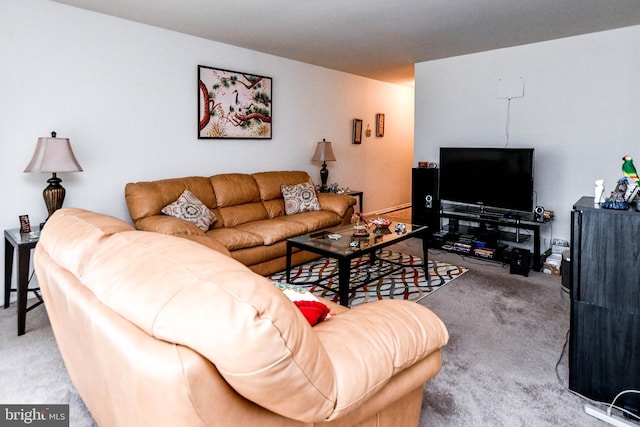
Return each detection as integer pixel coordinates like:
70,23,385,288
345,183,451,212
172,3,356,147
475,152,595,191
1,405,68,426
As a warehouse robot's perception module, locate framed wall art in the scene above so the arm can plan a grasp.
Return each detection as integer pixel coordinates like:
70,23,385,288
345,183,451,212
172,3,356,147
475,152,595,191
353,119,363,144
376,113,385,137
198,65,272,139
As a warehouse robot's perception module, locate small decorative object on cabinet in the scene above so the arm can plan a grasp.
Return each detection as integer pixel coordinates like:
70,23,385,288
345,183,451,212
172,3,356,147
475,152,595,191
622,155,640,186
601,178,630,210
594,179,605,205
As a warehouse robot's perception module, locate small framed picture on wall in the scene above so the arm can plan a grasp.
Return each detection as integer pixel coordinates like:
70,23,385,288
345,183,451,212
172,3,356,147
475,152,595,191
353,119,363,144
376,113,385,137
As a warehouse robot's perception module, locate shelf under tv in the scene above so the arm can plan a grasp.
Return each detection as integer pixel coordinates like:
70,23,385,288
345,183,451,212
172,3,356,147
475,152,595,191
435,208,549,271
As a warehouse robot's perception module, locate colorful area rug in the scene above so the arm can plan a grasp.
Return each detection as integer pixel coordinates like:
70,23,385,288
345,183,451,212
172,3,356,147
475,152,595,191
270,250,468,307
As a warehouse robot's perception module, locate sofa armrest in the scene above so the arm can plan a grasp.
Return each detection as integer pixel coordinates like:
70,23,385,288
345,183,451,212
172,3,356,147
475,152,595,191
135,216,231,256
317,192,357,217
180,235,232,257
312,300,449,419
136,215,205,236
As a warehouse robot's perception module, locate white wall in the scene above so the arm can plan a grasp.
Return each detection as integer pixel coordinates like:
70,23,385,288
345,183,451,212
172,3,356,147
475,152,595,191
0,0,414,304
415,25,640,249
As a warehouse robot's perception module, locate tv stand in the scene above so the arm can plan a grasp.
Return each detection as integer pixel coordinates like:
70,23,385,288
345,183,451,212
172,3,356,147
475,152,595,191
434,205,550,271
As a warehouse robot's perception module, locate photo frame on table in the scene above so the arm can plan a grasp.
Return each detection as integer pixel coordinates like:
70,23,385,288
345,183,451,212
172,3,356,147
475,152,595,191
19,215,31,234
353,119,363,144
198,65,272,139
376,113,385,137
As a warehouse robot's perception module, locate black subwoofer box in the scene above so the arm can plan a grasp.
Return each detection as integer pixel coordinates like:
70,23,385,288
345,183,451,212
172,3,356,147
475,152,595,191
509,248,530,277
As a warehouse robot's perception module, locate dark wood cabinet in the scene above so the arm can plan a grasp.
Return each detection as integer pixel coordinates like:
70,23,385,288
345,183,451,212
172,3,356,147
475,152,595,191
570,196,640,414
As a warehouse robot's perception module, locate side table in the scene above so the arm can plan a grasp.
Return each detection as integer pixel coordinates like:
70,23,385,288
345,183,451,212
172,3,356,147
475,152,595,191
4,226,42,336
344,190,363,213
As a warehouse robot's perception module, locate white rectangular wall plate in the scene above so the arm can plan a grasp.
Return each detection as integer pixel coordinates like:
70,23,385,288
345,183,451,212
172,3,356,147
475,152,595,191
497,77,525,99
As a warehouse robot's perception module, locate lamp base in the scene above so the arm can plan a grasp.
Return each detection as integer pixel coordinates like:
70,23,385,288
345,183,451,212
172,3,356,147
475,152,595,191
320,161,329,192
43,173,66,220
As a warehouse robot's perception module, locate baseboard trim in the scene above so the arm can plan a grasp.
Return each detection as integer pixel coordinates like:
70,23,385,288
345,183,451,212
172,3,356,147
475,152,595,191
366,203,411,217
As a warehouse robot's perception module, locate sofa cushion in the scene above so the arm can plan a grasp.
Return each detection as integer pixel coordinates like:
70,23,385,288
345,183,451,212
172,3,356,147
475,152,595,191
236,218,310,246
210,173,261,207
205,228,264,250
282,182,321,215
218,203,269,228
279,210,343,232
262,199,286,219
161,190,217,232
253,171,314,201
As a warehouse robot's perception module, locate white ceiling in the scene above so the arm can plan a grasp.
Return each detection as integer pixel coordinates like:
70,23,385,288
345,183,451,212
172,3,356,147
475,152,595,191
51,0,640,86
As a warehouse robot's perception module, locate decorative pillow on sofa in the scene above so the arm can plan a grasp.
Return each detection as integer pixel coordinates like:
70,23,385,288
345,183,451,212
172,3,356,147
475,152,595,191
161,190,217,232
273,282,331,326
281,182,321,215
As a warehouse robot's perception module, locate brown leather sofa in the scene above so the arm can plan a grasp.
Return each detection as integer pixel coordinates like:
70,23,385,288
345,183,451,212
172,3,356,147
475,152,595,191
125,171,356,275
35,208,449,427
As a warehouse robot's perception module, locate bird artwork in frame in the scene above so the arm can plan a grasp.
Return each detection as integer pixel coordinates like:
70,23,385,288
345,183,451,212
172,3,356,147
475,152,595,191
198,65,272,139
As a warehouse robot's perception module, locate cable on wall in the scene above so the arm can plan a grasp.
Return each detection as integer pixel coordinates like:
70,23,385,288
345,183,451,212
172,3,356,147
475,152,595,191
505,97,512,146
497,77,525,147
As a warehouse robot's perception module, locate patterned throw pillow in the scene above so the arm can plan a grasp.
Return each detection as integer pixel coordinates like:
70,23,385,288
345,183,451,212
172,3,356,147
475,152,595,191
161,189,216,232
281,182,321,215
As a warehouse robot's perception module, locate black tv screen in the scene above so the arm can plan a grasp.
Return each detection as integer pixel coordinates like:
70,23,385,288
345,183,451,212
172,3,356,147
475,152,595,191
439,147,535,213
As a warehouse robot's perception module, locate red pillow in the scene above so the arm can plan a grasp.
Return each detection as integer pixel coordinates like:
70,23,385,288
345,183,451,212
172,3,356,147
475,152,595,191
273,282,333,326
293,300,330,326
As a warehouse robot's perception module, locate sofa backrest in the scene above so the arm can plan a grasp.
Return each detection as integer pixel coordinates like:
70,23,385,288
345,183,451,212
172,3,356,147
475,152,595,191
125,176,218,224
208,173,268,227
252,171,314,218
125,171,316,228
36,208,338,422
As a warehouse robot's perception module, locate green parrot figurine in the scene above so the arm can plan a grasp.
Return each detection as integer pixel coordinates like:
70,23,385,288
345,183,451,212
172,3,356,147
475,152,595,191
622,155,640,185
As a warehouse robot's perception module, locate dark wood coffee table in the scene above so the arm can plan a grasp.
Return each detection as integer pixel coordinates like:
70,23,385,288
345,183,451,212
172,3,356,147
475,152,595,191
285,221,430,306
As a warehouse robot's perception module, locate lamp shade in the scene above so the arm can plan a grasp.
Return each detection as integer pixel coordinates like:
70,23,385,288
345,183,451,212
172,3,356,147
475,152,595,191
311,139,336,162
24,132,83,173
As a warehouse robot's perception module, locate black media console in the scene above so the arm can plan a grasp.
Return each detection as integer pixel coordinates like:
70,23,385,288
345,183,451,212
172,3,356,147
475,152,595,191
411,167,551,271
434,205,550,271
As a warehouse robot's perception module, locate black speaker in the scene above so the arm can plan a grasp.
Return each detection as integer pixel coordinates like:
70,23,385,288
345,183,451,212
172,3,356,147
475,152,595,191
509,248,530,277
534,206,545,223
412,168,440,236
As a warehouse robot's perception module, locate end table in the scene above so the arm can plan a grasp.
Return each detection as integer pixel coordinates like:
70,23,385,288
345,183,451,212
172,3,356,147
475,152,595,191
4,227,43,336
344,190,363,213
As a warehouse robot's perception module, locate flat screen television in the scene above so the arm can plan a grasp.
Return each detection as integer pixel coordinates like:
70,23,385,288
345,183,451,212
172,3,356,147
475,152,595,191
439,147,535,213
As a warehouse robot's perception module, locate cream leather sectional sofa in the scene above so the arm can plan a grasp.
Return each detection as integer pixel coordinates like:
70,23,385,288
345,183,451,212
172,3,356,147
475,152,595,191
35,208,449,427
